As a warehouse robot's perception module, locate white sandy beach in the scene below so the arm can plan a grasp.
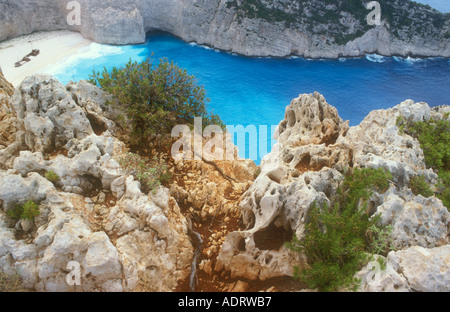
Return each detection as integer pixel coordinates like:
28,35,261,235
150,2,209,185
0,30,92,87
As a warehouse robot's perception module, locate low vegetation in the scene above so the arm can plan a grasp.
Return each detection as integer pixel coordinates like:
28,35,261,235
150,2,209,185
396,114,450,210
118,152,172,194
0,273,28,292
7,200,40,221
409,175,434,198
227,0,297,27
45,170,60,183
287,167,394,292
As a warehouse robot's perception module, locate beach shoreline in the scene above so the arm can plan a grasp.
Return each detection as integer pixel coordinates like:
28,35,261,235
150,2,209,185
0,30,92,87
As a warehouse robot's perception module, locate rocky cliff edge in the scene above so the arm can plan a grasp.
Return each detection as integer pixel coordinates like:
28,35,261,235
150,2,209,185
0,72,449,292
0,0,449,58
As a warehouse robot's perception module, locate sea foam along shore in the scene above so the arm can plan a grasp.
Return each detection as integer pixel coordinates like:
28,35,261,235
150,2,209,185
0,30,92,87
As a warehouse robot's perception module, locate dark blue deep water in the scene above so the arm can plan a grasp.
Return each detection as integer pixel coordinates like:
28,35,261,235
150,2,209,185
48,33,450,163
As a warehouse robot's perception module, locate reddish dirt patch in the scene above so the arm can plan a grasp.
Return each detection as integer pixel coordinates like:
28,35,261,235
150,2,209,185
295,154,326,173
48,148,68,159
176,209,243,292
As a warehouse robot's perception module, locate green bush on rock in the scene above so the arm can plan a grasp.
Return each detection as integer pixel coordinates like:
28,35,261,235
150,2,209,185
89,58,223,146
286,167,393,292
396,114,450,210
118,152,172,194
45,170,60,183
7,200,40,221
409,175,434,198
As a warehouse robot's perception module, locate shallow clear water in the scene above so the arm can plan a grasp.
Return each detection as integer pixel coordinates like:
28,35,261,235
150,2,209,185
45,33,450,163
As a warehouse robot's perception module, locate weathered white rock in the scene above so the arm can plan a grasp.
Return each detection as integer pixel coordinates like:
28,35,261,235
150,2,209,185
217,94,348,281
346,100,437,187
389,245,450,292
4,75,128,199
0,172,55,211
31,210,94,291
11,75,93,153
355,255,410,292
13,151,46,176
374,190,449,249
81,232,122,282
357,245,450,292
277,92,348,147
110,176,127,200
217,93,450,287
0,73,199,293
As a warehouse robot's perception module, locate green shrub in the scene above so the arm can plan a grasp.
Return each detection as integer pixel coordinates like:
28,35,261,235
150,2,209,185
21,201,41,220
7,200,40,221
286,167,393,292
367,224,394,256
7,205,23,220
396,116,407,134
45,170,60,183
89,58,224,146
397,114,450,210
436,171,450,210
409,175,434,197
118,153,172,193
397,115,450,172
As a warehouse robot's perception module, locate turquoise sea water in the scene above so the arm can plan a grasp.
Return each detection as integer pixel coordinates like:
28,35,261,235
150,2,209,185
45,33,450,163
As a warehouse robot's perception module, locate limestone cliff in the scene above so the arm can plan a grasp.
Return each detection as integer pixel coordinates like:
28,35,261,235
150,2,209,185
0,0,449,58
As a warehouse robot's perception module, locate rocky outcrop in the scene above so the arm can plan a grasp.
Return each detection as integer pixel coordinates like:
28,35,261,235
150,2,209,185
0,74,195,291
0,73,448,292
356,245,450,292
0,72,20,167
0,72,16,147
216,93,351,280
0,0,448,58
215,92,450,291
0,73,258,292
11,75,94,154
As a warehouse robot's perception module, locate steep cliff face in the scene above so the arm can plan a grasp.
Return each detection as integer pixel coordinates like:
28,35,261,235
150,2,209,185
0,0,448,58
0,1,68,40
222,0,450,57
0,0,146,45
